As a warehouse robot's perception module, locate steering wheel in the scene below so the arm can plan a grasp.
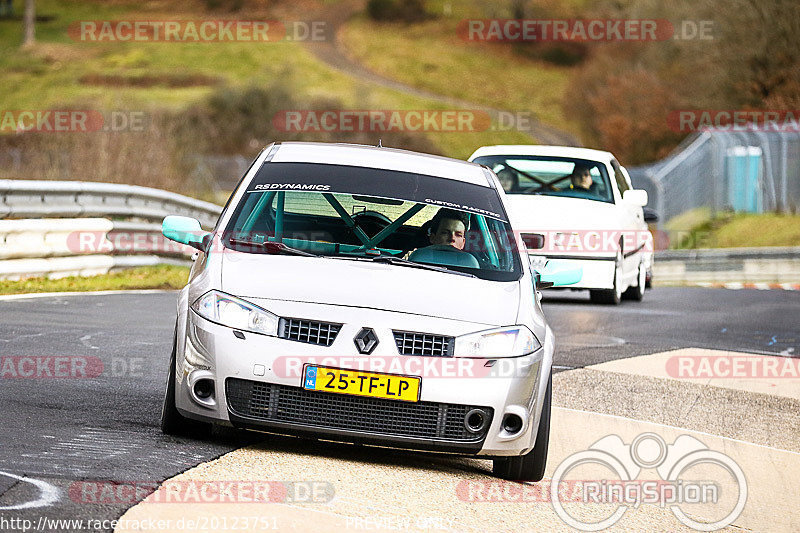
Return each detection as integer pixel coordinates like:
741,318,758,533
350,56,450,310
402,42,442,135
425,244,468,253
352,210,392,237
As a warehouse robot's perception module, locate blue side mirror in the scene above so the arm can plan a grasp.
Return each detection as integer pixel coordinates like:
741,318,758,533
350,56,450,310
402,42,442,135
534,259,582,288
162,216,209,251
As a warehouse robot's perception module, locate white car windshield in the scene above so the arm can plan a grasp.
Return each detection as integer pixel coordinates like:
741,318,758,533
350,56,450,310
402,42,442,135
223,162,523,282
472,155,614,203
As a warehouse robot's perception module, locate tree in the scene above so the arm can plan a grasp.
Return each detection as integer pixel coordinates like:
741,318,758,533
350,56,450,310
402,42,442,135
22,0,34,47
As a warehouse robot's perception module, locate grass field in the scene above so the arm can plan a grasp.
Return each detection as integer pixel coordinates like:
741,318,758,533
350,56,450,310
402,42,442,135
672,212,800,249
0,264,190,295
339,11,579,137
0,0,532,162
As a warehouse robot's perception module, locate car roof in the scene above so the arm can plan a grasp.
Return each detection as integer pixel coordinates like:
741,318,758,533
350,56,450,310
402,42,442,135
469,145,616,165
268,142,493,187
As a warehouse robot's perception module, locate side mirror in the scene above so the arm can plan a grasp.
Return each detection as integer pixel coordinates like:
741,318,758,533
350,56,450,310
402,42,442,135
538,259,582,288
162,216,210,251
521,233,545,250
622,189,648,207
643,207,659,223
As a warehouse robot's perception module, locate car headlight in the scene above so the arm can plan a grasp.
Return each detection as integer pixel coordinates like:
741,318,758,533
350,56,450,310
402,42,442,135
453,325,541,358
191,290,279,336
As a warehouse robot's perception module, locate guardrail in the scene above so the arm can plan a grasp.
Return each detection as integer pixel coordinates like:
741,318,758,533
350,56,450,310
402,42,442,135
0,179,222,227
2,179,798,283
653,247,800,284
0,179,223,280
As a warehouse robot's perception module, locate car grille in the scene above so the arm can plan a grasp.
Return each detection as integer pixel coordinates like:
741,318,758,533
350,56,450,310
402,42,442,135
278,318,341,346
393,331,454,357
226,379,491,442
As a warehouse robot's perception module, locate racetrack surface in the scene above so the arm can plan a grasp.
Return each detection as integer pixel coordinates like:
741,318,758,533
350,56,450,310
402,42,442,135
0,288,797,531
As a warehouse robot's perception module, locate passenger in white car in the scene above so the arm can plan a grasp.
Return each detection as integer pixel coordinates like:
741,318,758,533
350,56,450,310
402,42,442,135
568,163,594,191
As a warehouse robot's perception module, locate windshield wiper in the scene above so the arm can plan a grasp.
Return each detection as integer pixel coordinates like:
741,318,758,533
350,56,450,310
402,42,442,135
229,238,318,257
371,255,476,277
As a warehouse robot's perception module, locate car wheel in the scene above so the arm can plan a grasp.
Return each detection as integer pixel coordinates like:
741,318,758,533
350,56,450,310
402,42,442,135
623,261,646,301
589,252,622,305
493,373,551,482
161,326,211,436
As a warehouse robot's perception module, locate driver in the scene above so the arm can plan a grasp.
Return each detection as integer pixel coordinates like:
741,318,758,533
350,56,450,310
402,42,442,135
427,208,468,250
569,164,594,191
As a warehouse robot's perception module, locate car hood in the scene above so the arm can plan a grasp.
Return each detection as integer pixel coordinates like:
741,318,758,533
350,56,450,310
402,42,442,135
220,253,520,326
505,194,620,231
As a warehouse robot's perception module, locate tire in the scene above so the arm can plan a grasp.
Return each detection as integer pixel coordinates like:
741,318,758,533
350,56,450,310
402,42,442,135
622,260,646,301
161,326,210,436
493,373,551,482
589,252,622,305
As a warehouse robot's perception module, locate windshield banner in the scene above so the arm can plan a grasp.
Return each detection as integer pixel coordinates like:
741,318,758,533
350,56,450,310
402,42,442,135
247,162,508,222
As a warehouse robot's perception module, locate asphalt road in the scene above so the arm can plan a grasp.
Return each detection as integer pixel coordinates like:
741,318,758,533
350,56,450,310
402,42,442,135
0,287,797,531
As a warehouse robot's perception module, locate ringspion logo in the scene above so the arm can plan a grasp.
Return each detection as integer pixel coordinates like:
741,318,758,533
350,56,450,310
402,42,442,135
550,433,747,531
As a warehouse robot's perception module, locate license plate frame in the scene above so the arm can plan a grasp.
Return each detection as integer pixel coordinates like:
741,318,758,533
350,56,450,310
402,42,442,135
301,364,421,402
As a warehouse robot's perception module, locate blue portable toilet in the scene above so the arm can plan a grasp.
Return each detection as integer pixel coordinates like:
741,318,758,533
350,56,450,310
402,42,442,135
726,146,762,213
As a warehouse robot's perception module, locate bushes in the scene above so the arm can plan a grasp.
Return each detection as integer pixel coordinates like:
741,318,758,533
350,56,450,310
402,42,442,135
0,82,441,196
562,0,800,165
366,0,430,23
170,82,440,157
514,42,587,67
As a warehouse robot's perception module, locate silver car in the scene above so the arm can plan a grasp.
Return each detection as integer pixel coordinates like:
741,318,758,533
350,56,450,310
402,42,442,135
160,142,579,481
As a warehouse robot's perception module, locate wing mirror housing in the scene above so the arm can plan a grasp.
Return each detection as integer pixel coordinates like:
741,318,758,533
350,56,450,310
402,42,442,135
162,215,211,251
622,189,648,207
532,259,583,289
643,207,659,223
521,233,545,250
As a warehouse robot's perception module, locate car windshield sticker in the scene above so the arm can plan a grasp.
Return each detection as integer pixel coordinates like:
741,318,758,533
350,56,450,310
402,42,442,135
247,162,508,222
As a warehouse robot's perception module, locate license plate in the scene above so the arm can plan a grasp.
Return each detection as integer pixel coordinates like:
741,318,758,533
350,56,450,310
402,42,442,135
302,365,420,402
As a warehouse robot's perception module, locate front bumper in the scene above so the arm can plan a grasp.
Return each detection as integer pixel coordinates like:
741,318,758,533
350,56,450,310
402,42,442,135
175,311,553,457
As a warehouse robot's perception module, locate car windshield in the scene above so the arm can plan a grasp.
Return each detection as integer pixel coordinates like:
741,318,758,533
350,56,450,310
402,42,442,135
223,162,522,281
472,155,614,203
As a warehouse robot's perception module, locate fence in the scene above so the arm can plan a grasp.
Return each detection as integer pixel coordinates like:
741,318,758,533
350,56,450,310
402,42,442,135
629,126,800,228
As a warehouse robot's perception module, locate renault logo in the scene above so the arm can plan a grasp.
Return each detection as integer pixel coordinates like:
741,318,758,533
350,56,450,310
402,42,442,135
354,328,379,354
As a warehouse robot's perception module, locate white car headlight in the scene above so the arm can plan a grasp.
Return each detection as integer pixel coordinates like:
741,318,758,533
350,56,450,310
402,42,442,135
453,326,542,358
191,290,279,336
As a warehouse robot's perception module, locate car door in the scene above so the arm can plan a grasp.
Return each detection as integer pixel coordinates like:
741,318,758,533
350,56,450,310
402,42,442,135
609,159,643,286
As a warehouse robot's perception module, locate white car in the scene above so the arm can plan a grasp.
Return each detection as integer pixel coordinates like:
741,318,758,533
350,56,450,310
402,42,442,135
160,142,582,481
469,145,655,304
